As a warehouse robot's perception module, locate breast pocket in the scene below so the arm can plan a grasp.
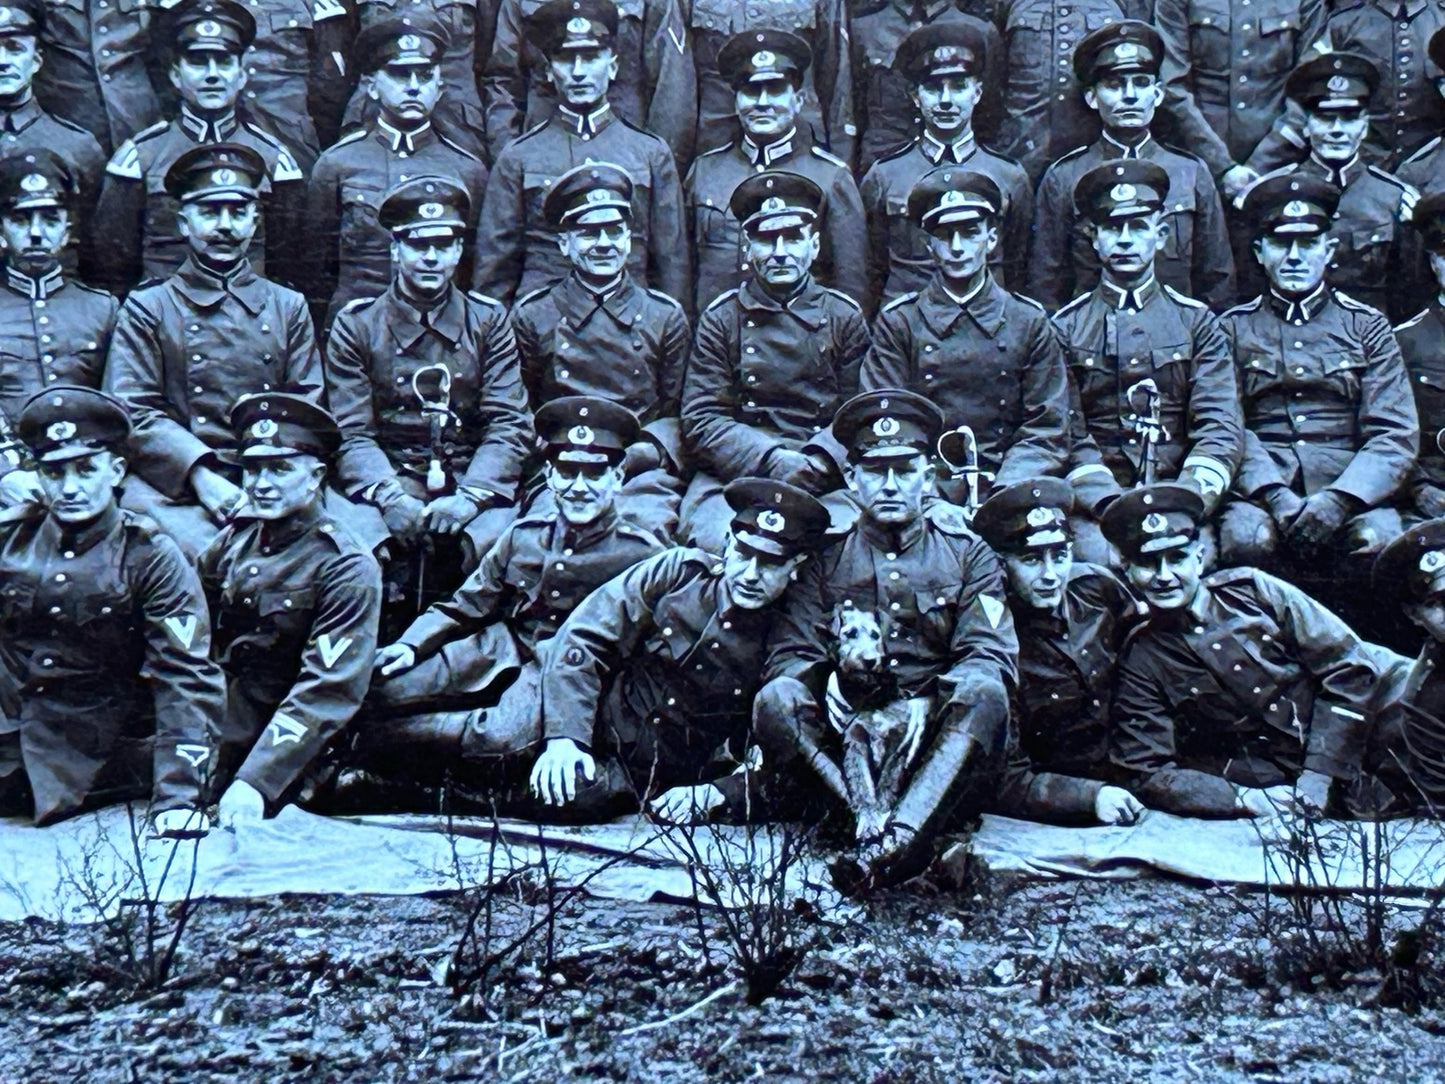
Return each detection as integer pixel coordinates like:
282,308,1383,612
912,588,957,650
338,179,385,246
1323,352,1368,401
1240,352,1282,401
1069,345,1114,409
1004,10,1049,88
522,170,559,224
694,200,739,250
0,579,36,623
1344,222,1395,274
1412,367,1445,437
1186,0,1232,73
886,195,930,262
689,0,735,32
268,6,315,33
1162,189,1198,262
259,586,319,643
759,0,817,30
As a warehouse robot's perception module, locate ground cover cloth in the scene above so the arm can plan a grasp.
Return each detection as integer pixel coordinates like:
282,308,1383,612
0,807,1442,923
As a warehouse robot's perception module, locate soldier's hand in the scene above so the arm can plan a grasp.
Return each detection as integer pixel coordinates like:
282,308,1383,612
218,779,267,829
191,466,244,524
620,441,662,480
1221,164,1260,202
1417,485,1445,519
0,468,43,509
1292,769,1333,816
381,494,427,540
422,493,480,536
765,448,814,487
529,738,596,806
1262,484,1306,528
1094,785,1145,826
374,642,417,677
1287,490,1353,551
1399,183,1422,223
648,783,724,825
150,807,210,840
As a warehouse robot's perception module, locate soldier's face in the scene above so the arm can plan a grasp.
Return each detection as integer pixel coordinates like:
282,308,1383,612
746,224,819,289
848,454,935,526
169,49,246,113
1090,212,1166,279
545,459,624,526
1085,72,1163,131
0,205,71,269
546,46,617,110
368,63,442,122
1302,106,1369,162
0,33,41,99
1404,598,1445,643
393,233,464,295
721,538,805,609
241,454,325,520
1254,231,1336,296
177,198,258,263
736,77,802,140
37,450,125,525
1002,543,1073,611
925,218,997,284
911,75,982,138
558,221,632,279
1124,540,1204,611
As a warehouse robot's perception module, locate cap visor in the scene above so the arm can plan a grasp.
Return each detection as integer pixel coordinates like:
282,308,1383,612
240,445,309,460
552,447,616,465
400,223,466,239
10,196,63,211
35,442,110,463
1266,221,1326,236
184,188,259,203
856,444,929,461
1023,527,1070,548
926,207,991,229
745,211,813,234
734,529,790,559
1137,531,1194,555
565,205,629,227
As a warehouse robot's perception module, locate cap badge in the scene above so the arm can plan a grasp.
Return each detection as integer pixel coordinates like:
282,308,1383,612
1421,550,1445,574
1283,199,1311,218
1327,74,1350,93
398,33,421,51
872,416,901,438
568,424,595,446
1026,507,1055,528
1110,183,1138,202
250,419,279,440
1141,512,1168,534
566,16,591,34
585,188,612,204
211,167,238,186
418,202,444,219
196,19,223,38
941,190,966,207
20,173,47,193
758,509,787,533
752,50,776,69
1115,42,1140,60
45,420,76,443
760,195,787,213
934,46,957,62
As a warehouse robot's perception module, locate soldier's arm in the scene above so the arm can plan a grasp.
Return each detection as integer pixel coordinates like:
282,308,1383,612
308,0,354,150
1222,316,1294,499
400,527,515,658
641,299,692,471
943,539,1020,699
835,300,870,400
91,151,146,294
135,531,227,814
541,548,694,746
237,551,382,807
680,302,779,479
995,732,1107,823
643,0,697,168
1190,170,1237,309
261,149,310,292
858,303,913,391
815,0,856,165
480,0,527,165
999,167,1034,294
469,150,526,306
458,306,533,503
647,142,691,306
1331,313,1420,507
1181,310,1244,490
103,297,215,499
1026,166,1075,312
859,166,890,317
996,310,1070,484
760,555,831,690
324,306,404,501
1153,0,1235,179
303,152,344,307
821,170,869,308
283,290,326,401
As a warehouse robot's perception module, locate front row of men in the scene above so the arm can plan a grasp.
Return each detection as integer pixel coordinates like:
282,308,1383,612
5,380,1445,894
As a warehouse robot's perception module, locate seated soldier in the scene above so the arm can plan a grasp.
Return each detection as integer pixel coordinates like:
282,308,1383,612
863,168,1069,518
972,479,1146,826
1218,174,1418,577
0,150,118,510
199,394,382,828
1107,483,1399,819
1058,160,1242,562
361,398,666,782
1397,194,1445,525
513,163,689,534
754,391,1017,892
0,387,223,834
528,479,831,825
326,176,532,596
679,170,868,553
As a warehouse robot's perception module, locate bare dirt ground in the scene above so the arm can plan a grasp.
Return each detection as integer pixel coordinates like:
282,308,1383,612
3,861,1445,1083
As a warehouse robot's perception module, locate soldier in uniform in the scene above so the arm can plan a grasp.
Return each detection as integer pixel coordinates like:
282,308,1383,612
103,143,327,562
863,168,1070,513
972,478,1146,825
859,21,1030,311
1028,22,1235,312
0,1,106,259
513,162,687,531
0,386,223,834
305,21,489,318
32,0,161,155
0,152,118,510
1107,482,1398,819
1218,174,1418,572
91,0,307,294
754,391,1018,891
238,0,353,172
482,0,694,167
679,170,868,554
200,393,382,827
1243,54,1419,321
470,0,688,307
686,0,854,166
528,477,830,824
364,398,665,780
1397,194,1445,524
1395,28,1445,199
345,0,492,162
325,176,531,584
1055,160,1242,560
684,29,866,314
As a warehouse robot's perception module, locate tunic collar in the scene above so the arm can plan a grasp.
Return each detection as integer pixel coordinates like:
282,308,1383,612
742,129,796,168
1102,130,1153,160
856,511,927,555
1267,283,1330,324
376,117,433,154
737,276,828,331
918,272,1007,337
553,271,641,330
0,95,40,134
556,102,613,139
920,130,977,165
1097,274,1160,312
251,501,324,552
388,283,467,349
179,104,239,144
172,256,266,315
45,502,122,558
1305,151,1360,189
4,264,64,300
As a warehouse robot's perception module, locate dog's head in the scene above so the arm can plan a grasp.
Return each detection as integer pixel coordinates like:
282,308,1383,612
831,604,885,673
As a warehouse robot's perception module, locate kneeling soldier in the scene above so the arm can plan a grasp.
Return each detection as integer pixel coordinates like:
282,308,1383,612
199,394,382,827
0,387,222,833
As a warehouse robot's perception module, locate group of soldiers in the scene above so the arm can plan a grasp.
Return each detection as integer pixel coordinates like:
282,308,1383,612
3,0,1445,892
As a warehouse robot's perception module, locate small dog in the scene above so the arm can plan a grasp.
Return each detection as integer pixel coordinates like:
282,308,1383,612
828,606,932,844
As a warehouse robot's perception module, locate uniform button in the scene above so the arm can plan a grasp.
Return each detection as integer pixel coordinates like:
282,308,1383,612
1212,643,1221,650
563,548,574,556
1190,687,1200,695
886,552,897,561
551,589,560,598
555,561,566,570
1295,366,1305,374
41,658,52,667
722,621,732,630
1252,686,1262,694
49,606,60,615
560,369,570,379
283,599,293,609
745,347,755,354
734,688,743,696
54,573,65,583
194,385,204,394
663,626,673,636
1233,663,1243,671
667,697,676,706
889,602,900,611
889,571,899,580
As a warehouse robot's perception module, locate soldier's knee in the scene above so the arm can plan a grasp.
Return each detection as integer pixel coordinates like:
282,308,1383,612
1218,501,1276,567
1348,507,1403,555
752,677,816,746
